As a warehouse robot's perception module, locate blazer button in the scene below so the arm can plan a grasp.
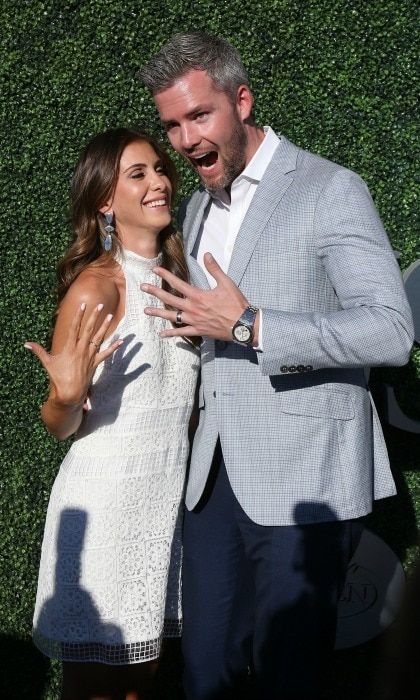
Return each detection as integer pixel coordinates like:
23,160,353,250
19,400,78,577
305,365,313,372
213,391,217,398
280,366,288,373
289,366,297,372
297,365,305,372
216,340,227,351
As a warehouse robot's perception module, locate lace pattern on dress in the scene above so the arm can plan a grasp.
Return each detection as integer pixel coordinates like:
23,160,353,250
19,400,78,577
32,249,199,664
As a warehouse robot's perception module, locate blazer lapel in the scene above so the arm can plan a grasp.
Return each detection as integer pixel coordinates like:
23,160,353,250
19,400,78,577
227,136,298,286
188,255,211,288
184,189,211,289
185,189,211,255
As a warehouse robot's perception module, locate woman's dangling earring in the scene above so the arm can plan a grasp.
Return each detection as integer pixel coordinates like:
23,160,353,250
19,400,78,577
103,211,114,252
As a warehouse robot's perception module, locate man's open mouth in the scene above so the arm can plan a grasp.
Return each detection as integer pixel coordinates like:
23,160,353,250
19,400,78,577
191,151,218,169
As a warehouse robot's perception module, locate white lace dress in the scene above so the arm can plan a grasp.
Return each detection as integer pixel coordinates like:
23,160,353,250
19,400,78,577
32,249,199,664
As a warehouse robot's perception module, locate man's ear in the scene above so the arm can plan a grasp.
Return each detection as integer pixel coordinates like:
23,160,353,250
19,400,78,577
236,84,254,122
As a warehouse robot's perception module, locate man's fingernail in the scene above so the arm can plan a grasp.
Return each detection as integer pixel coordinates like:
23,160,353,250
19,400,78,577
206,253,214,262
140,284,148,291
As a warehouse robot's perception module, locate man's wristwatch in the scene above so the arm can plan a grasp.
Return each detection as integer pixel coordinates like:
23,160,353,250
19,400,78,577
232,306,259,346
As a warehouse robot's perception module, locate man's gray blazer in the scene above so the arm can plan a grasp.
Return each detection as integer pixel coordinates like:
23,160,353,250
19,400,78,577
181,136,414,526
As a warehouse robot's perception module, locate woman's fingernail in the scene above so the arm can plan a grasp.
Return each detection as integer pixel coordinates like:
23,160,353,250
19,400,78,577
23,343,32,349
106,314,113,322
80,302,86,310
97,303,104,311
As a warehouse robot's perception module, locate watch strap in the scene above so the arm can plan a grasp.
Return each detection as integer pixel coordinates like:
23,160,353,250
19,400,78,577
239,306,259,326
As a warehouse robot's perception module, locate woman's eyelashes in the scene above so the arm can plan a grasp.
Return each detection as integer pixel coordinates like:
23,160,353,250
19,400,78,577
129,164,166,180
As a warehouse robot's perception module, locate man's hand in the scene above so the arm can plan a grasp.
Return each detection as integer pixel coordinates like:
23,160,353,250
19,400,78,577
141,253,259,341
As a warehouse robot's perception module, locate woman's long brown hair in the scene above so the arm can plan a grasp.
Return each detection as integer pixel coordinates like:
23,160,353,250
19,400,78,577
57,127,189,306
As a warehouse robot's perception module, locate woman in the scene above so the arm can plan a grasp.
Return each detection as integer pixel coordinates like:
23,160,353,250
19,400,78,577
25,127,199,700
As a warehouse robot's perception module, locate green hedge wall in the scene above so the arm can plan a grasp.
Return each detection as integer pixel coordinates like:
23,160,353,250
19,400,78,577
1,1,419,698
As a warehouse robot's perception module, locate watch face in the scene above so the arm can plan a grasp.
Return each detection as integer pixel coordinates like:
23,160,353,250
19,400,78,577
233,325,252,343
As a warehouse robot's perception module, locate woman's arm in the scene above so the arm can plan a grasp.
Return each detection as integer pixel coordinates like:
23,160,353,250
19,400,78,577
25,271,122,439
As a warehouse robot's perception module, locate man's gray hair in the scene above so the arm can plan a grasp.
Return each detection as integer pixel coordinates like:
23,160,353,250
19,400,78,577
140,32,249,99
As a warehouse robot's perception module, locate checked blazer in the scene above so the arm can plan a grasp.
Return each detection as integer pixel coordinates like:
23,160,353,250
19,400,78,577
181,136,414,526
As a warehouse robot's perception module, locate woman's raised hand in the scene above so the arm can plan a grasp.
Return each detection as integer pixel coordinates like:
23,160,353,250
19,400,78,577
24,303,123,408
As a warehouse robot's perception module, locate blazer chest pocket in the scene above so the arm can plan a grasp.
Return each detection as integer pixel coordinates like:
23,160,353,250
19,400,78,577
278,389,355,421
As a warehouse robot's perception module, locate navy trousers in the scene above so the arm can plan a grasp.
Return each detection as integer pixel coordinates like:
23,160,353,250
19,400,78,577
182,446,353,700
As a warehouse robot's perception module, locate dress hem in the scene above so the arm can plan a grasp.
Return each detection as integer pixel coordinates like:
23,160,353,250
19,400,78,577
33,619,182,665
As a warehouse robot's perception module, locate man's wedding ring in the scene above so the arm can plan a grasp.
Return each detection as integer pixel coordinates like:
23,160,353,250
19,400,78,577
175,310,183,326
89,340,100,350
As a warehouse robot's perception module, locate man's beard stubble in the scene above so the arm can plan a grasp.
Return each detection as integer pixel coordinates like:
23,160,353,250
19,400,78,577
201,117,248,193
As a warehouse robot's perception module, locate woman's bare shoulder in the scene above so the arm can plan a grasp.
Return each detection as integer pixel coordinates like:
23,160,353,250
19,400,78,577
52,263,123,353
64,263,121,311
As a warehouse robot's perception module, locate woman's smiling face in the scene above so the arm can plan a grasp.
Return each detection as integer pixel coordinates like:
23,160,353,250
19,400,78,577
107,140,172,238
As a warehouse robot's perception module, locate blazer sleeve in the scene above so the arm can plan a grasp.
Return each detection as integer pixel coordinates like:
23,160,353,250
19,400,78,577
257,169,414,376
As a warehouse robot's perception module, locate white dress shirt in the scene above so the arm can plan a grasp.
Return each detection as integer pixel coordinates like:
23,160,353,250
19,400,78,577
193,126,281,347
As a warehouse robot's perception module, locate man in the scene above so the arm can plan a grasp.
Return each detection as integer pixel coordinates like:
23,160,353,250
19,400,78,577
140,33,414,699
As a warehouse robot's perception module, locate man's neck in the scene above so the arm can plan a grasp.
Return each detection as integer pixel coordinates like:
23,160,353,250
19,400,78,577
243,123,265,168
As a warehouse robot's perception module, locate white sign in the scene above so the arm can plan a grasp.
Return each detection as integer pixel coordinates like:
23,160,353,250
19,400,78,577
335,526,405,649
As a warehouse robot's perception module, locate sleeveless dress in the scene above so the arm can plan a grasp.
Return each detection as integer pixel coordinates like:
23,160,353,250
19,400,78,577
32,248,199,664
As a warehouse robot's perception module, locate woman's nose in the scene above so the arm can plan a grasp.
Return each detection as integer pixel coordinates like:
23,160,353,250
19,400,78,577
149,174,166,190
